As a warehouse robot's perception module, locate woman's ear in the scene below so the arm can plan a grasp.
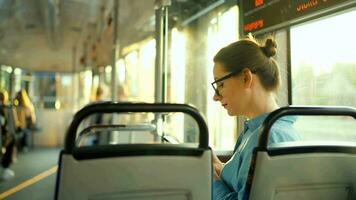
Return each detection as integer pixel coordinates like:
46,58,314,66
242,68,253,89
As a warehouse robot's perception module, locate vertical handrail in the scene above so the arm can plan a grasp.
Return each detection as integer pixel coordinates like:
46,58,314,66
154,0,171,141
111,0,119,101
154,0,171,104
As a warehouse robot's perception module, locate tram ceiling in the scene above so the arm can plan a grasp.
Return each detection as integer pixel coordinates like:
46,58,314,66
0,0,155,72
0,0,222,72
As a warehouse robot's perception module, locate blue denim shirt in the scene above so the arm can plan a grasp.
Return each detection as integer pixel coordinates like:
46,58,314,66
213,113,300,200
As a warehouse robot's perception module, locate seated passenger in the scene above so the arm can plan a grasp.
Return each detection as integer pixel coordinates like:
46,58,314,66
0,90,16,180
14,89,37,151
211,36,300,200
86,86,112,145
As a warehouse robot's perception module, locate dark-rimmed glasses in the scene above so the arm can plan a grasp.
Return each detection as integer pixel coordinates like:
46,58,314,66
211,70,240,96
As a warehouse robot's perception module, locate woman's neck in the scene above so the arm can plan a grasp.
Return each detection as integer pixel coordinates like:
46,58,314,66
246,92,279,119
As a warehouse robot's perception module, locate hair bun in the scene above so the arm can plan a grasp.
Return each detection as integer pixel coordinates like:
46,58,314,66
261,38,277,57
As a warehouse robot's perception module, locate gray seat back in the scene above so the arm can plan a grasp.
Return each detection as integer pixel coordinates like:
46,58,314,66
248,106,356,200
55,102,212,200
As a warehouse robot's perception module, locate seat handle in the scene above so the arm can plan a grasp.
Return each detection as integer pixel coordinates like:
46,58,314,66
64,102,209,153
259,106,356,151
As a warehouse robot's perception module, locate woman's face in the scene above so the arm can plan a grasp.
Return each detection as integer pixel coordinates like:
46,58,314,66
212,62,250,116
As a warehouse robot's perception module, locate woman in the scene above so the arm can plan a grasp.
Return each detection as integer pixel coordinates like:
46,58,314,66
14,89,36,151
0,89,17,180
211,36,299,200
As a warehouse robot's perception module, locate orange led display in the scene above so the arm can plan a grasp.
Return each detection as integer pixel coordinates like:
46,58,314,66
255,0,264,7
297,0,318,12
242,0,354,34
244,19,264,32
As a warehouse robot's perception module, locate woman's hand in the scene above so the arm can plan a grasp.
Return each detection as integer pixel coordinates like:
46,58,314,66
212,151,224,180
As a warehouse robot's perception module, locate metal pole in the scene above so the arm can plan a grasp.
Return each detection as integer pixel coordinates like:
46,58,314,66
154,0,171,142
72,46,77,109
161,5,169,103
108,0,120,144
154,5,162,103
111,0,119,101
155,0,170,103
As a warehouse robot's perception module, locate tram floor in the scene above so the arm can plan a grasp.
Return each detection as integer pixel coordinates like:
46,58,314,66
0,147,61,200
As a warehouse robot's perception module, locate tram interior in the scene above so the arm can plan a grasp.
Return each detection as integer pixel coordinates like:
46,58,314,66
0,0,356,199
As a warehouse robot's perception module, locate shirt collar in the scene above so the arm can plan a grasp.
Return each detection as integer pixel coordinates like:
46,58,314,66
244,113,269,132
244,113,298,132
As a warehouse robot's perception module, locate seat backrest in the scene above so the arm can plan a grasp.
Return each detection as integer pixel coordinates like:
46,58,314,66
248,106,356,200
57,146,211,200
55,102,212,200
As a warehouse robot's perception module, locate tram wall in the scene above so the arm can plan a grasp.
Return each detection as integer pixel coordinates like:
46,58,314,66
33,108,74,147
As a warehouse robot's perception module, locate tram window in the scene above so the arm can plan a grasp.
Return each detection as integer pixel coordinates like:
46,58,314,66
118,5,240,150
30,72,80,109
291,9,356,108
78,70,93,107
269,115,356,149
77,112,200,147
170,28,186,104
117,5,240,150
58,74,75,109
138,39,155,103
122,41,155,103
0,65,12,91
294,116,356,143
172,5,239,150
30,73,57,109
290,10,356,141
205,6,239,150
12,68,23,95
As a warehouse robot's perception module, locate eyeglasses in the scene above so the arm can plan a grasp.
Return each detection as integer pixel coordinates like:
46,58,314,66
211,70,240,96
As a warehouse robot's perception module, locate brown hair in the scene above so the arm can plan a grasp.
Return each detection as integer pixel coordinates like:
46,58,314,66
213,37,280,91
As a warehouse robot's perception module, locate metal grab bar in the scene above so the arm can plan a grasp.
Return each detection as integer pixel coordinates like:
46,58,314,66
259,106,356,151
64,102,209,153
78,124,157,137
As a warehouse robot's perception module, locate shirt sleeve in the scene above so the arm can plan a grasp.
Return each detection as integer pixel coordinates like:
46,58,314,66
213,180,239,200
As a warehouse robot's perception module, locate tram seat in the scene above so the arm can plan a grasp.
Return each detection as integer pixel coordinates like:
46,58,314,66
248,106,356,200
55,102,212,200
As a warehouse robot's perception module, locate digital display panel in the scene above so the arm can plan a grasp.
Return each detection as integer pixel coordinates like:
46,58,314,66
241,0,356,34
